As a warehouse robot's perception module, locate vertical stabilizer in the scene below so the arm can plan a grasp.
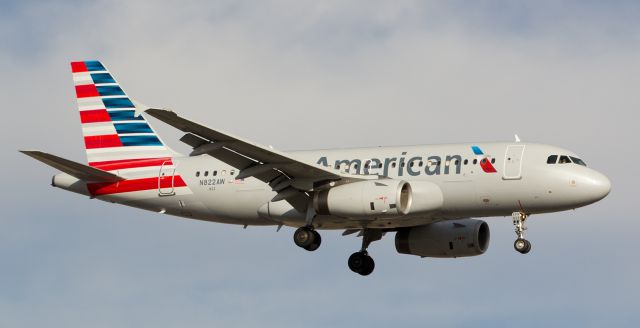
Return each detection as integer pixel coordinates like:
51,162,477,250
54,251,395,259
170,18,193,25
71,60,177,171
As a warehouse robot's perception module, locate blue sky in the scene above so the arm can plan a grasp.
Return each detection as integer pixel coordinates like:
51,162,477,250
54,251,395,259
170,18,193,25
1,1,639,327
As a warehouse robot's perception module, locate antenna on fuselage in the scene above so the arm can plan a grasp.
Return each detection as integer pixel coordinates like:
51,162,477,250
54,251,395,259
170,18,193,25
514,134,521,143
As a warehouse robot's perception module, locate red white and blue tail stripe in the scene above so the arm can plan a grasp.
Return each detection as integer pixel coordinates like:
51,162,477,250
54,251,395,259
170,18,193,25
72,60,189,198
71,60,175,169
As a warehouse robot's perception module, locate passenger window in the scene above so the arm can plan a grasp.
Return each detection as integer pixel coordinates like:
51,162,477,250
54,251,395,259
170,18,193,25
558,156,572,164
419,161,423,167
392,163,397,168
231,170,235,176
491,158,495,164
196,171,200,177
213,170,218,176
473,159,478,165
547,155,558,164
204,171,209,177
464,159,468,165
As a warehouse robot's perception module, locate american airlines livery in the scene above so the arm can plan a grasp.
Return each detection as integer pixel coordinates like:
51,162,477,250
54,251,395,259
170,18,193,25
21,61,611,276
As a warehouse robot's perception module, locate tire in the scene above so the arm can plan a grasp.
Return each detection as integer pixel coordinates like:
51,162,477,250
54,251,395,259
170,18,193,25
348,252,366,273
514,238,530,254
294,227,315,248
348,252,375,276
304,231,322,251
359,255,375,276
521,240,532,254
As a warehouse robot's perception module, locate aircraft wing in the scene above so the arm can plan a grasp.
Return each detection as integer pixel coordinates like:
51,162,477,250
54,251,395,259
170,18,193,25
145,108,366,192
20,150,125,183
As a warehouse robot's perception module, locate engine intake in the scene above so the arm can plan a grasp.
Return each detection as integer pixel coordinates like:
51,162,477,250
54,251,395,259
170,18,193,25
395,219,490,258
313,180,412,218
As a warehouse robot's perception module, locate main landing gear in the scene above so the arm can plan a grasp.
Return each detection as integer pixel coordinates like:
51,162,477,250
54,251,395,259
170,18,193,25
293,226,321,251
348,251,375,276
348,230,382,276
292,225,382,277
512,212,532,254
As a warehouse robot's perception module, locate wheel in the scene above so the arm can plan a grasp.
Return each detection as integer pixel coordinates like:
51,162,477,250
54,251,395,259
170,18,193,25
514,238,531,254
359,255,375,276
522,239,532,254
348,251,375,276
348,252,366,273
293,227,315,248
304,231,322,251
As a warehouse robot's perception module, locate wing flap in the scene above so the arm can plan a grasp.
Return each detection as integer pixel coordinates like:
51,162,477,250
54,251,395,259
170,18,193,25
20,150,125,183
179,133,208,148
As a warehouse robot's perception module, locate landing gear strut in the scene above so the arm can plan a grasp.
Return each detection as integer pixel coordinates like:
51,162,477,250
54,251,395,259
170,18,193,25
512,212,532,254
348,229,382,276
294,226,321,251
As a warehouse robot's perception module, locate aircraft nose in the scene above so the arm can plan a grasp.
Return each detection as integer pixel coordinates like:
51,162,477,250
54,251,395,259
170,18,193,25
582,170,611,203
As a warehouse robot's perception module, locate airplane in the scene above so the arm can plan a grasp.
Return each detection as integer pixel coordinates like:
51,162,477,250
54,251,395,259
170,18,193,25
21,60,611,276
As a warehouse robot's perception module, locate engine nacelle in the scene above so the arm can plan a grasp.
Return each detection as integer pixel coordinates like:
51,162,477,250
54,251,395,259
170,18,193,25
313,180,412,218
395,219,490,258
406,181,443,214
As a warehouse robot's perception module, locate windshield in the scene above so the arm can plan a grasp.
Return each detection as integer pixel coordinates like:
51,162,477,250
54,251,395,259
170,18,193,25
558,156,572,164
547,154,588,167
570,156,587,166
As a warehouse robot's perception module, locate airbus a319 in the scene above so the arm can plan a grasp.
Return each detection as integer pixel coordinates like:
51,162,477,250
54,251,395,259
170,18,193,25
21,61,611,276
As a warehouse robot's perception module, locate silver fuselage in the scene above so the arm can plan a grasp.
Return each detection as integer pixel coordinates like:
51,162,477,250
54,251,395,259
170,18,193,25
54,142,610,230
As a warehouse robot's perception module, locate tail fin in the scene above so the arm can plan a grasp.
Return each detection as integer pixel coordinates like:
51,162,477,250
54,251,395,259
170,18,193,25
71,60,177,170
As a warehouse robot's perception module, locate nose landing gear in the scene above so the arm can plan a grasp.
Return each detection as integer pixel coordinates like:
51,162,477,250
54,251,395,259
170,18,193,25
512,212,531,254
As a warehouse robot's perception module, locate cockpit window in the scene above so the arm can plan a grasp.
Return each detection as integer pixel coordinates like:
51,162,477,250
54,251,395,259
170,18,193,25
558,155,572,164
570,156,587,166
548,154,587,166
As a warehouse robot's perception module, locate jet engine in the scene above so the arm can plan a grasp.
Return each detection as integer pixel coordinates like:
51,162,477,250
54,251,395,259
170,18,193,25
407,181,444,214
313,180,412,218
395,219,490,258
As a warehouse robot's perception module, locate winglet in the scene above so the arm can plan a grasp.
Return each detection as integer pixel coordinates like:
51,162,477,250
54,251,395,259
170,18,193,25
20,150,125,183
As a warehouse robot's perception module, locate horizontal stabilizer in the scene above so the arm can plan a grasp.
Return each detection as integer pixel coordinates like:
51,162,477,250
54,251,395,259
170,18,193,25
20,150,125,183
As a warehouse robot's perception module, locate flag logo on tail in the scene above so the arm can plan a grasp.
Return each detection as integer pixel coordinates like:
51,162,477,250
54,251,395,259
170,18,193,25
71,60,175,169
472,146,497,173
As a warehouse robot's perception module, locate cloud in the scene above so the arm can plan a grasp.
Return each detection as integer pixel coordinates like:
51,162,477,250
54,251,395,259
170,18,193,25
1,1,639,327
